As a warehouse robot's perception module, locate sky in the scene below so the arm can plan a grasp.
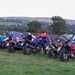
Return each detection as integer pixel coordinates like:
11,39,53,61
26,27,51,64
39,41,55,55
0,0,75,19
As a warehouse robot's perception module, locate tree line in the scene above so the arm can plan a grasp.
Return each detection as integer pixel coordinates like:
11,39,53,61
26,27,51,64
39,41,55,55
27,16,69,35
0,16,69,35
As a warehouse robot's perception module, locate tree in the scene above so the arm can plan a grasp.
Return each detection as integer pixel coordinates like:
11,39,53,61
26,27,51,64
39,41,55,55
27,21,42,33
51,16,68,35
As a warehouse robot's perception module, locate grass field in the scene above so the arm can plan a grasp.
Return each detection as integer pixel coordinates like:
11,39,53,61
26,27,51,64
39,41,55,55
0,50,75,75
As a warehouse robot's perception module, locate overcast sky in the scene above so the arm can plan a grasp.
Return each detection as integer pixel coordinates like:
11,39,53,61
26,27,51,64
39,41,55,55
0,0,75,19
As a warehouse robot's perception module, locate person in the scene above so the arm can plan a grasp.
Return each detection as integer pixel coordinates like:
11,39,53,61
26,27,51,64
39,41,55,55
60,40,71,54
27,33,32,41
24,32,33,45
64,40,70,53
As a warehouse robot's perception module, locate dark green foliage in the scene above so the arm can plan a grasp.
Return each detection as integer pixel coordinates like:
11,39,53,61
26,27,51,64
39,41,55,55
51,16,68,35
27,21,42,33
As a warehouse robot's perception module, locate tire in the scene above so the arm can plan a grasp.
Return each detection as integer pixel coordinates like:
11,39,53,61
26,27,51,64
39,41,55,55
32,49,37,54
59,50,69,61
23,46,27,55
8,47,16,53
48,49,54,58
36,47,41,54
1,43,5,49
26,48,32,55
53,51,58,58
44,49,47,54
23,46,32,55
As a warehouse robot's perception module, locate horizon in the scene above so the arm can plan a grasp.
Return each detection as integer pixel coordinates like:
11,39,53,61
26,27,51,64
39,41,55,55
0,17,74,21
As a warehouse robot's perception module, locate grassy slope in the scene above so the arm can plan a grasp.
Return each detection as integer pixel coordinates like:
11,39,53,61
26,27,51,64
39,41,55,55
0,50,75,75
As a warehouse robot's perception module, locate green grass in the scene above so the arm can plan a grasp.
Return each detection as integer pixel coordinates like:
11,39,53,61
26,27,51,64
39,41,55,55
0,50,75,75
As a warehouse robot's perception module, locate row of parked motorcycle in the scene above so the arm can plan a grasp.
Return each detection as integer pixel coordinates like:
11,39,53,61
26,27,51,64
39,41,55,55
0,31,75,61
